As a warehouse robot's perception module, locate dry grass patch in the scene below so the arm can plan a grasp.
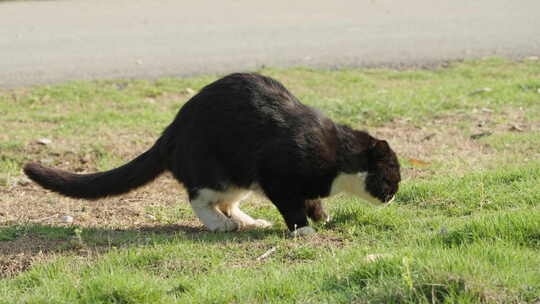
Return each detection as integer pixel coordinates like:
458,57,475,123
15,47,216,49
375,106,540,180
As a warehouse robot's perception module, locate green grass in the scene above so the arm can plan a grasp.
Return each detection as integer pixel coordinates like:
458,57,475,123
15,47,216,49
399,162,540,215
1,58,540,303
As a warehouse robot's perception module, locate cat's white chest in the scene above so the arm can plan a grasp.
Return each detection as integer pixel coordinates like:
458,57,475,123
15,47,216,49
329,172,383,205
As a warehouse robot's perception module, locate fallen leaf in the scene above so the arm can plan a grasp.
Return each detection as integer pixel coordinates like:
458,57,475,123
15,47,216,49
408,158,431,168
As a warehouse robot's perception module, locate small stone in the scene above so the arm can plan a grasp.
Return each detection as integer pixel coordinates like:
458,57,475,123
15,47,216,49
61,215,74,223
439,226,448,235
145,214,156,220
525,56,539,61
289,226,316,238
185,88,195,95
136,59,143,65
36,138,52,145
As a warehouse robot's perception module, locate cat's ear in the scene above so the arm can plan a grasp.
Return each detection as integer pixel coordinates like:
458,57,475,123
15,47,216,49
370,140,391,159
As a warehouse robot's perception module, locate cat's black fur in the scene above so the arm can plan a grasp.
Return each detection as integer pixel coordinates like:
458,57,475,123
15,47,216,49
24,73,401,232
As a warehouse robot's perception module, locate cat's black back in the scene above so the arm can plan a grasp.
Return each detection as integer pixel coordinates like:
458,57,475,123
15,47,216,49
163,73,338,197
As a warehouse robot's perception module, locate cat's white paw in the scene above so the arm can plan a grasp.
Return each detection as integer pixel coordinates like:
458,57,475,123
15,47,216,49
208,218,239,232
253,219,272,228
289,226,316,237
237,219,272,230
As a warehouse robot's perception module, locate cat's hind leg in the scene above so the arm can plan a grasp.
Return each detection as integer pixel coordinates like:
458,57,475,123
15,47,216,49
227,204,272,229
305,199,330,223
189,188,239,232
217,190,272,230
235,208,272,229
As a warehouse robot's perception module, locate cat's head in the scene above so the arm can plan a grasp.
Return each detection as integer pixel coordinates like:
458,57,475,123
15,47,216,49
331,137,401,205
364,140,401,204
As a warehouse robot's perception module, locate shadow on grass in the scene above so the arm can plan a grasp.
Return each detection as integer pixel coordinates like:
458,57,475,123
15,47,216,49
0,222,281,257
0,224,276,279
0,221,283,277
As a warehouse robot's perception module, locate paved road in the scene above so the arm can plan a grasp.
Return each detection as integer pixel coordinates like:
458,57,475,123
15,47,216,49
1,0,539,87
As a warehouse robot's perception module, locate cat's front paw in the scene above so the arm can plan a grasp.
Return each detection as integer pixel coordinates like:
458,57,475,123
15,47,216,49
289,226,316,238
238,219,272,230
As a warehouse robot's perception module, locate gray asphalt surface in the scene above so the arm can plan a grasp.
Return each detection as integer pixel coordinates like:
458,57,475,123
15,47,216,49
1,0,539,88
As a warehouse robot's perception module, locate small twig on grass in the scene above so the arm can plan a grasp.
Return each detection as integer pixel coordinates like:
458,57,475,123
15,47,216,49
470,132,492,140
256,247,277,261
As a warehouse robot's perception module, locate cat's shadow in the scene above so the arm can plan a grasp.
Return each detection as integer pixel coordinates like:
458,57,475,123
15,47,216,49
0,223,284,257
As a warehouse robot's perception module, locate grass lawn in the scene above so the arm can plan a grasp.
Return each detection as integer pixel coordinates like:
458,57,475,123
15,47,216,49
0,57,539,303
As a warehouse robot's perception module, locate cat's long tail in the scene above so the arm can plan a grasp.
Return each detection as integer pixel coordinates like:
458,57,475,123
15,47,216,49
23,139,166,199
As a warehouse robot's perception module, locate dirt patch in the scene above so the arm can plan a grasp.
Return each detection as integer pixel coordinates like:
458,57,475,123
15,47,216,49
0,175,187,225
372,106,539,179
1,252,35,278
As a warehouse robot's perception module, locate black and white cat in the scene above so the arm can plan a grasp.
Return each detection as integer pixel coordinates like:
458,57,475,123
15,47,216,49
24,73,401,235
